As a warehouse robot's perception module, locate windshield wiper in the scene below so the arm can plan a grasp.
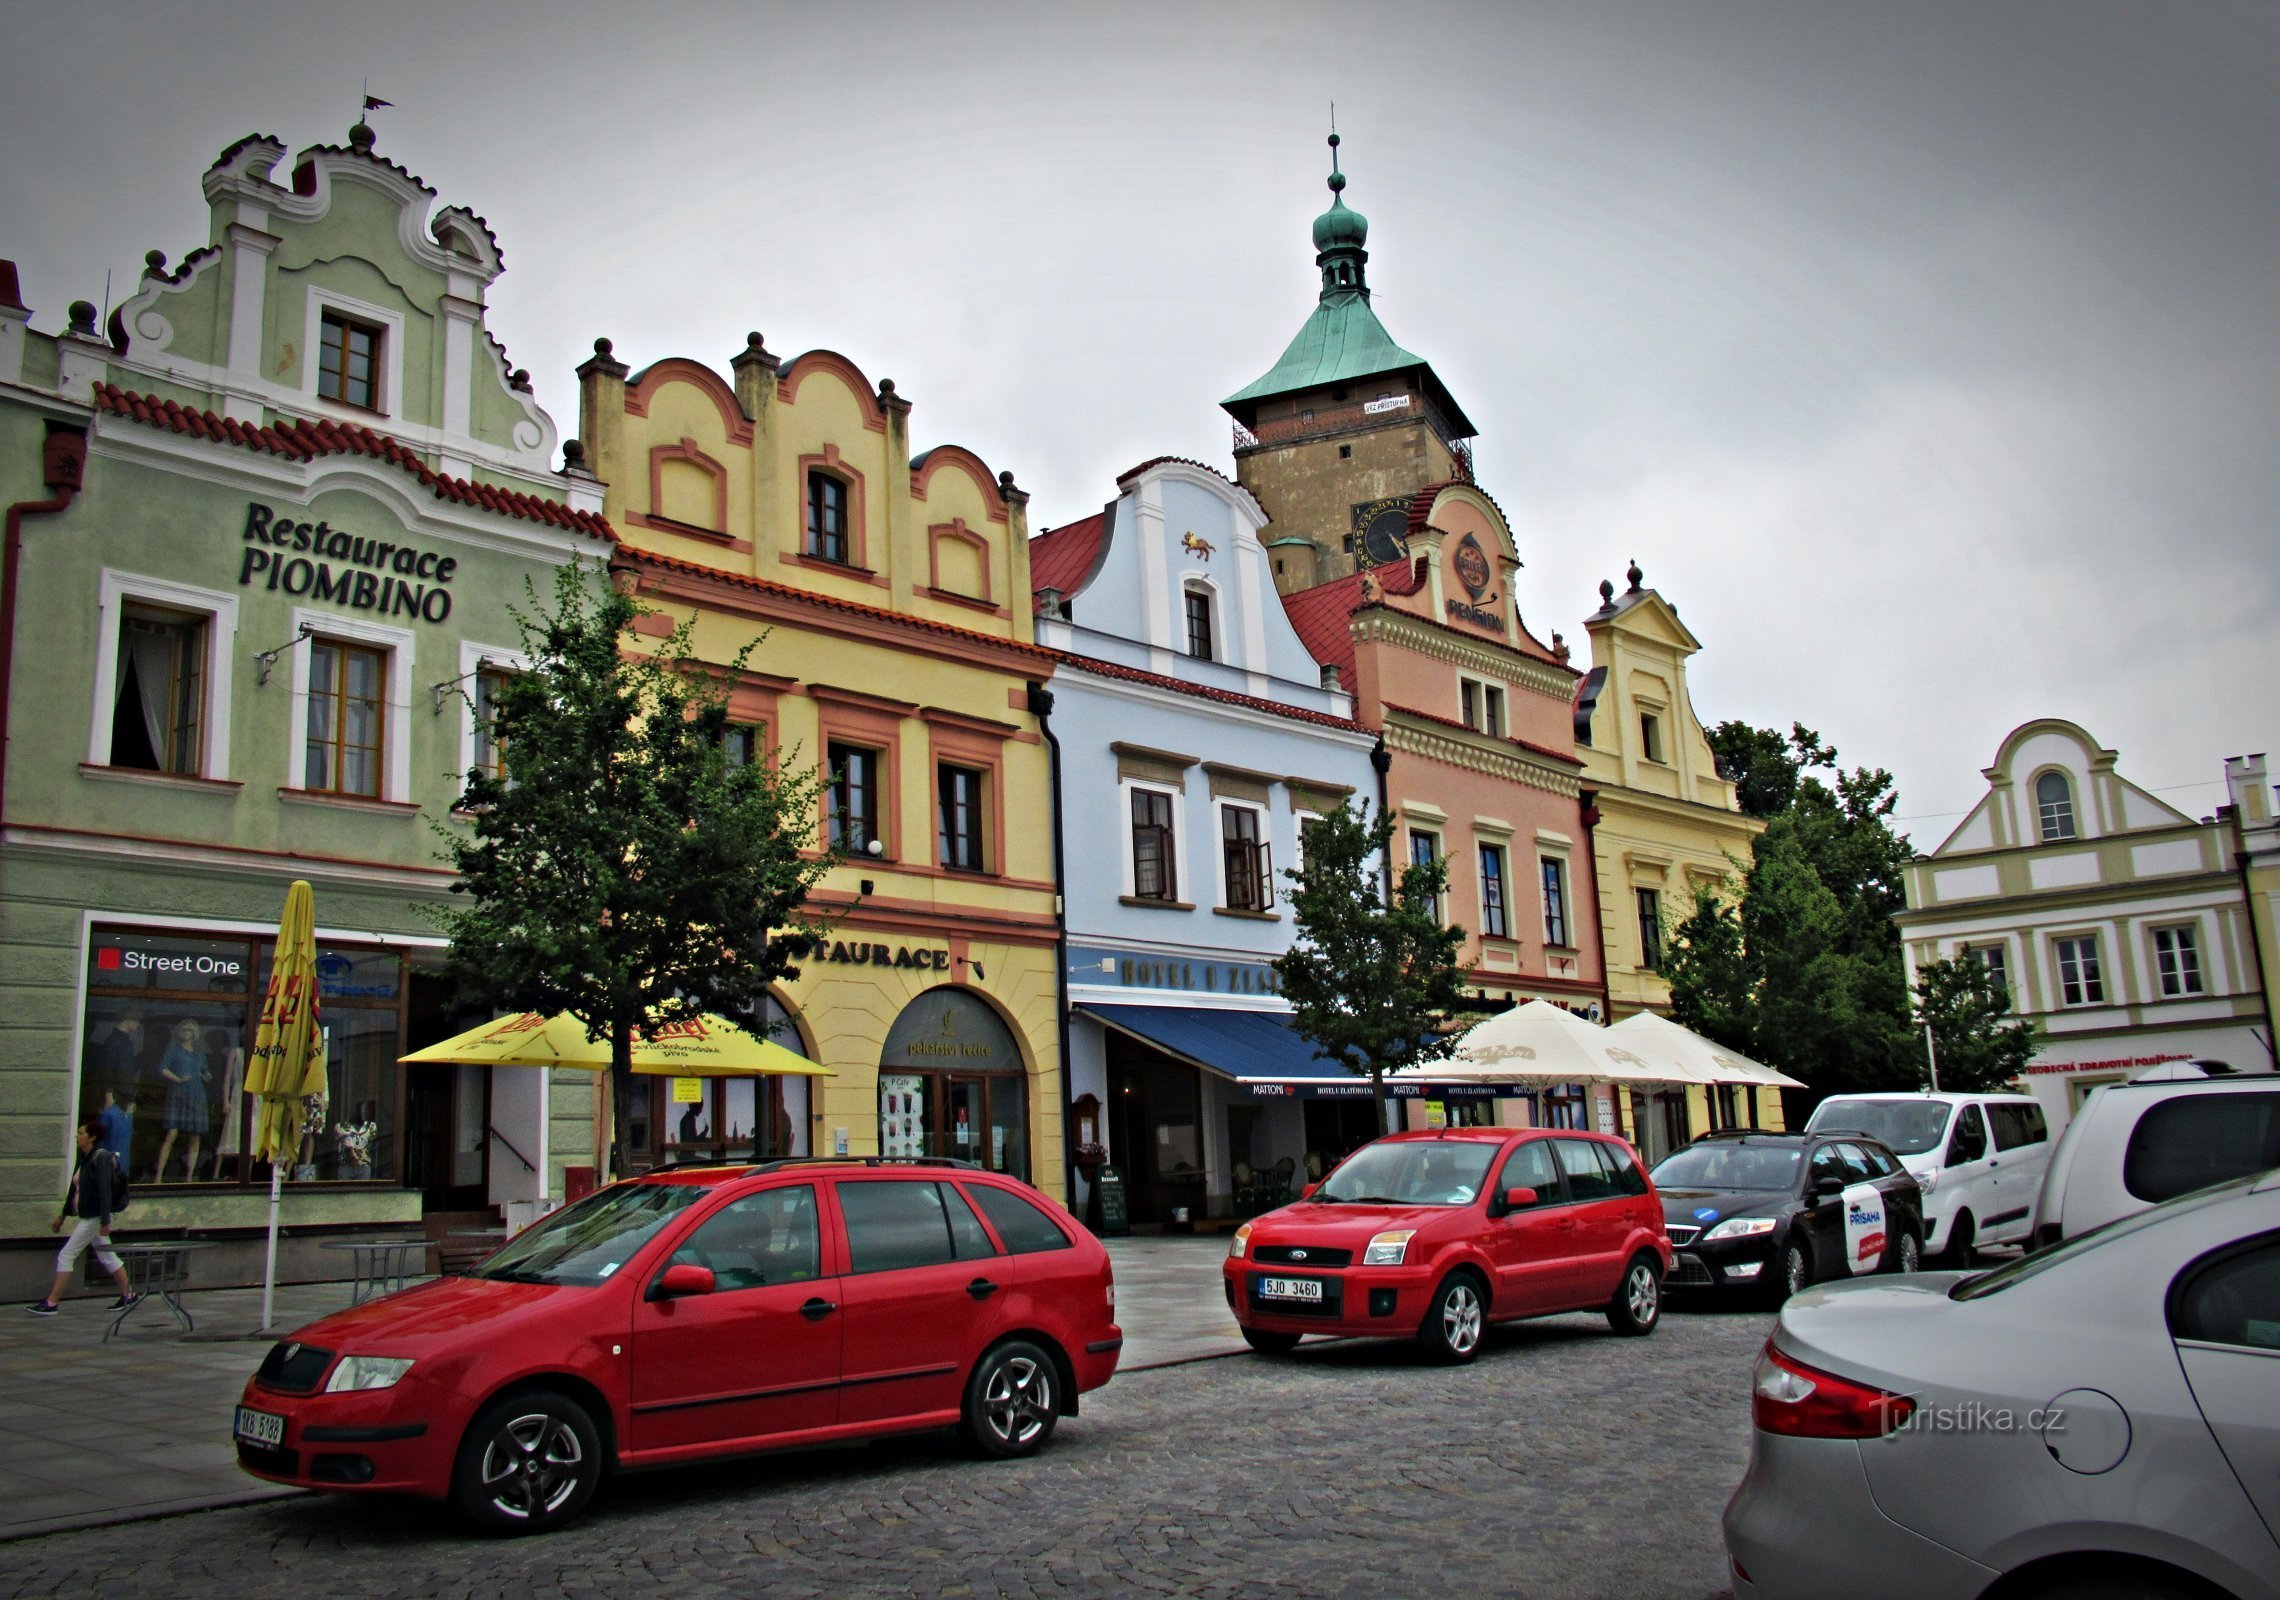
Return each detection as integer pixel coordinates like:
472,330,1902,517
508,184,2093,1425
1324,1193,1401,1205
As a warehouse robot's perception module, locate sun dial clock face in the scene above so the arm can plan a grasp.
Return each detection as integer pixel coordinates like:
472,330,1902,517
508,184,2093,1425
1350,496,1411,566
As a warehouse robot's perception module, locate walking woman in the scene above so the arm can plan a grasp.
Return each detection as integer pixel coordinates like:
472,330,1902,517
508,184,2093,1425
29,1118,139,1316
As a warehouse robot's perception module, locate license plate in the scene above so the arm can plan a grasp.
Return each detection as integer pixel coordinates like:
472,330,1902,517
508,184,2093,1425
1258,1276,1324,1302
234,1406,285,1448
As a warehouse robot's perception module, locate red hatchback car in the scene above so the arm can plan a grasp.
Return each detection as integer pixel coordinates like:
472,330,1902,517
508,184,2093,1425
1223,1128,1672,1362
234,1159,1120,1533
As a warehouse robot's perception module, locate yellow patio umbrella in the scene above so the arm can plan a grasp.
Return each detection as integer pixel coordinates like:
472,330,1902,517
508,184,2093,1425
401,1011,832,1078
248,879,327,1331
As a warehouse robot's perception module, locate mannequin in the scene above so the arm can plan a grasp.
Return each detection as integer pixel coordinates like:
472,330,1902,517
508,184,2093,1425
153,1019,211,1181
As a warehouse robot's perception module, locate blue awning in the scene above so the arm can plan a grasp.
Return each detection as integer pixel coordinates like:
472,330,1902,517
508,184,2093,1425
1077,1003,1528,1101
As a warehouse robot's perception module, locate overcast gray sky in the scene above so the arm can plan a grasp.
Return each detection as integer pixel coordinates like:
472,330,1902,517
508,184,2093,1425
6,0,2274,839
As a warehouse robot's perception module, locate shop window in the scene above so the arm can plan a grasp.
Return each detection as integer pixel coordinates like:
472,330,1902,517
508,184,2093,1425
1408,828,1440,921
317,310,383,411
2054,934,2105,1006
1639,712,1665,764
1130,788,1178,901
938,763,987,873
805,471,850,563
1636,887,1663,970
2152,925,2204,997
1221,804,1272,912
1540,1084,1588,1130
306,638,387,798
1479,842,1509,939
2036,771,2078,841
827,742,880,853
110,606,206,775
1183,586,1215,661
1541,858,1570,948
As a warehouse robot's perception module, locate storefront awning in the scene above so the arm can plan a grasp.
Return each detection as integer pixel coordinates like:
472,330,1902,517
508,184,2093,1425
1077,1003,1528,1100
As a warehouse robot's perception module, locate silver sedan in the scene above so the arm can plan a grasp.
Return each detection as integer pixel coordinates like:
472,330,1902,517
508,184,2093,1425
1725,1169,2280,1600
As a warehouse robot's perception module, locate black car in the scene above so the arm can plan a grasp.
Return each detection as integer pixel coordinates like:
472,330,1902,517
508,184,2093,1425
1648,1129,1925,1300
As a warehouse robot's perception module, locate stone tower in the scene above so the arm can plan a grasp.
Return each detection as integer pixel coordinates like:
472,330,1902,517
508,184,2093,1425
1223,134,1477,594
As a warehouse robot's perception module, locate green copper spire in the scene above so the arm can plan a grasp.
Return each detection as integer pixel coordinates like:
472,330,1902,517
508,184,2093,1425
1311,131,1369,296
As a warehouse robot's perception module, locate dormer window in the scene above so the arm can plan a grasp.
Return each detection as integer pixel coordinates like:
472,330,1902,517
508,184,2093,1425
1183,586,1215,661
806,471,849,564
2036,771,2077,841
318,311,382,411
1639,712,1665,764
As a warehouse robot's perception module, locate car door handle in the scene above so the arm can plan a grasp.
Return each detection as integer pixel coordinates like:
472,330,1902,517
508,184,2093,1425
799,1297,837,1321
966,1277,1000,1301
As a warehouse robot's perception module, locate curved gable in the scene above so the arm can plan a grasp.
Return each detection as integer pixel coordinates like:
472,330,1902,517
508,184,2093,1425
910,444,1010,525
625,357,755,446
777,349,887,432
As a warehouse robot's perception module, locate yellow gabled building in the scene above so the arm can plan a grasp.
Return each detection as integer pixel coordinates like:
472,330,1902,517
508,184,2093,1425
575,332,1068,1197
1572,562,1774,1151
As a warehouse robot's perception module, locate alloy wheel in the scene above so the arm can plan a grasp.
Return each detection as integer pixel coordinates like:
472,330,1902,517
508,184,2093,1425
1784,1246,1809,1298
981,1352,1054,1448
477,1410,585,1521
1899,1232,1922,1273
1626,1263,1659,1325
1443,1281,1483,1354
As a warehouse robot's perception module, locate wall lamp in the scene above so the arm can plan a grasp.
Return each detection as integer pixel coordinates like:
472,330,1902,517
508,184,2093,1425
431,658,495,716
252,624,314,687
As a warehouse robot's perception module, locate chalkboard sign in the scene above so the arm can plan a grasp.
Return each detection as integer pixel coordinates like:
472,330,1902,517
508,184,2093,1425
1090,1165,1129,1237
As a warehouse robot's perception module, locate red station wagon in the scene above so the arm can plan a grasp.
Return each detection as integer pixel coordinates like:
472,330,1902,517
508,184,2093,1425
1223,1129,1673,1362
234,1159,1121,1533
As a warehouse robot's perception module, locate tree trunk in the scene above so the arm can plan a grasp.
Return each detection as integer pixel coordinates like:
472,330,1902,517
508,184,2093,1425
609,1018,634,1181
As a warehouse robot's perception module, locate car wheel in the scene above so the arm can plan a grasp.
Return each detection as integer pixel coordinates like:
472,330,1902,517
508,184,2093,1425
963,1339,1059,1460
1778,1242,1812,1303
1242,1326,1301,1356
1942,1211,1976,1269
1894,1227,1923,1274
452,1390,602,1535
1606,1254,1662,1337
1417,1273,1486,1365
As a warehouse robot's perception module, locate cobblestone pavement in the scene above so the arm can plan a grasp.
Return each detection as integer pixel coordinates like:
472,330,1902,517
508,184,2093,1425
0,1302,1771,1600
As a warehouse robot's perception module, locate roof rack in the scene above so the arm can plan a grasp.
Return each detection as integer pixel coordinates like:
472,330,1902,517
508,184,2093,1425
746,1155,985,1173
1691,1127,1794,1142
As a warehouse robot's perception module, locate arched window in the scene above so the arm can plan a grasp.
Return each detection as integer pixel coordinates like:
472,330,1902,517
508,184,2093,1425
2035,771,2077,842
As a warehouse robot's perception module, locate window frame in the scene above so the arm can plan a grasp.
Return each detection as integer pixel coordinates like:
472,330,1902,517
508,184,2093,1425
1638,710,1665,764
1182,583,1216,662
316,310,385,412
826,741,884,855
304,637,389,799
285,607,412,803
1408,828,1442,922
2035,769,2079,842
804,469,852,564
458,641,531,790
1478,841,1510,941
89,570,238,782
1540,856,1570,948
1635,885,1663,971
2150,923,2206,997
2053,933,2107,1007
302,289,405,420
937,761,988,873
1127,782,1181,903
1966,942,2011,1006
1217,800,1274,914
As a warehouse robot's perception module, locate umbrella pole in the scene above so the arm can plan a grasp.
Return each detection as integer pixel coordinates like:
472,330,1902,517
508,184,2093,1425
261,1160,282,1333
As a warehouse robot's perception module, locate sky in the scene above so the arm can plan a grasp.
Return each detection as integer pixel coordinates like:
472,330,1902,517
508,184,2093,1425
5,0,2275,842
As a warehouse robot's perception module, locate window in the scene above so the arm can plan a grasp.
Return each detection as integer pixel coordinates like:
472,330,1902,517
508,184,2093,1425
1457,678,1503,735
1460,679,1480,730
1479,843,1509,939
835,1180,961,1274
2054,935,2105,1006
2172,1238,2280,1350
967,1183,1073,1254
1337,444,1352,459
719,723,760,769
1636,888,1663,970
2036,771,2077,841
1968,943,2011,1005
1553,1139,1620,1202
1131,788,1178,901
1987,1102,2047,1151
1948,1104,1988,1162
305,638,385,797
469,668,513,782
1639,713,1664,764
110,606,205,775
1409,829,1440,921
805,471,849,563
1221,805,1272,912
1526,858,1564,947
317,311,382,410
1602,1142,1652,1196
667,1185,820,1290
2152,925,2205,997
1497,1139,1561,1203
1184,587,1215,660
1484,686,1505,737
938,763,986,872
827,743,880,853
2122,1094,2280,1204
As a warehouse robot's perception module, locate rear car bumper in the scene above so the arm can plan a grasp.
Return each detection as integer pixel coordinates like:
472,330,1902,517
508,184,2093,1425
1725,1432,1997,1600
234,1380,456,1499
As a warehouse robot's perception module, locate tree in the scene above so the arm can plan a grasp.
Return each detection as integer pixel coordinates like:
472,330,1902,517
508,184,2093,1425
1273,800,1472,1133
1707,720,1823,820
1914,956,2041,1093
434,562,834,1176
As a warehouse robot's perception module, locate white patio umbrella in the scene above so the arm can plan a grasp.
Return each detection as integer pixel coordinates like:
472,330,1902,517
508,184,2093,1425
1608,1010,1806,1089
1396,1000,1703,1087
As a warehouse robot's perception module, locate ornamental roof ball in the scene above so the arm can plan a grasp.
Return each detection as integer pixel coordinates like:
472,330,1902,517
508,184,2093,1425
1311,132,1369,253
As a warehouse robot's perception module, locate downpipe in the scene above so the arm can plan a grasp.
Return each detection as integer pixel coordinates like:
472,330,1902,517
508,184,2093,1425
0,422,88,823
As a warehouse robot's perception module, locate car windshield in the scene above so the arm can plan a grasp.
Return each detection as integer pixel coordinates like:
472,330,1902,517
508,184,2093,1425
1315,1140,1497,1206
1808,1099,1952,1156
467,1181,708,1287
1950,1171,2271,1301
1650,1143,1802,1192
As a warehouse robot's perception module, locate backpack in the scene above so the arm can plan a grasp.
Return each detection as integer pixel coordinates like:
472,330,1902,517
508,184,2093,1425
104,1148,130,1214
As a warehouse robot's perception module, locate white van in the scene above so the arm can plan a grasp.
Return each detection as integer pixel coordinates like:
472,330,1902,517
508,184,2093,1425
2030,1071,2280,1247
1803,1091,2051,1262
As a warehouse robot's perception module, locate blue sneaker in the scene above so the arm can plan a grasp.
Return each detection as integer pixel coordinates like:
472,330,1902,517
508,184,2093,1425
27,1300,57,1317
109,1291,142,1311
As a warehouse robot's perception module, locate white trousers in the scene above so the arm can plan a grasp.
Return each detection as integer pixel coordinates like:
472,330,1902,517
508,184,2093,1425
55,1217,121,1274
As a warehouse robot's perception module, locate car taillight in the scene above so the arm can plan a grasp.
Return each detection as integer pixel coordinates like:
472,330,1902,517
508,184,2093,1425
1752,1341,1914,1438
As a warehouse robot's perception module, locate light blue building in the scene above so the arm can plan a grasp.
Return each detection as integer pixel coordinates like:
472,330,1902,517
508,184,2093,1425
1030,457,1389,1226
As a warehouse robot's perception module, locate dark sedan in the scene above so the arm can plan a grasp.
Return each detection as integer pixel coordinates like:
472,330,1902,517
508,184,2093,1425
1650,1131,1925,1301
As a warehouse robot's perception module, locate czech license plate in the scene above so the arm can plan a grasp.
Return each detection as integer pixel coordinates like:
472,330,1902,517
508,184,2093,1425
234,1406,285,1448
1258,1276,1324,1303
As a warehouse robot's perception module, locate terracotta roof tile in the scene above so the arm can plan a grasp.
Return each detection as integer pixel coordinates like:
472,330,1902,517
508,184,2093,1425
91,384,615,542
1028,511,1107,603
1276,557,1426,685
1050,649,1367,732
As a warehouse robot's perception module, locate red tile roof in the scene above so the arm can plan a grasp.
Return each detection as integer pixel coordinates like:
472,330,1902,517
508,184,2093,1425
1277,557,1428,684
1050,649,1368,732
626,547,1059,663
1028,511,1108,603
1383,701,1583,768
92,385,616,541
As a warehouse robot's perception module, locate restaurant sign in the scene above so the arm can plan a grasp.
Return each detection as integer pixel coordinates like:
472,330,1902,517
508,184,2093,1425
237,501,459,623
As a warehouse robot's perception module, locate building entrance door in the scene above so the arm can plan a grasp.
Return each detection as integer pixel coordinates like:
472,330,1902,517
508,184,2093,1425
404,1062,488,1210
876,989,1031,1180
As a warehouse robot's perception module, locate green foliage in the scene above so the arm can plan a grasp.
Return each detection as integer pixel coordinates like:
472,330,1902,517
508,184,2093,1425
1272,800,1472,1130
1914,956,2041,1093
1665,724,1919,1095
432,562,834,1174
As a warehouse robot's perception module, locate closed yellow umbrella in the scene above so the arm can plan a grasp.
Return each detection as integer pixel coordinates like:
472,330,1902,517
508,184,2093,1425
249,880,327,1331
401,1011,831,1077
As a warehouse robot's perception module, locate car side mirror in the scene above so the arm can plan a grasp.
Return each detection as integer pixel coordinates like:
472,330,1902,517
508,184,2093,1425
1502,1186,1538,1212
1300,1182,1319,1200
652,1262,716,1300
1812,1176,1846,1199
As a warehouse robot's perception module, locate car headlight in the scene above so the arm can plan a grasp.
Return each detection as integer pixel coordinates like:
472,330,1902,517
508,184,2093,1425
324,1355,415,1393
1363,1230,1415,1266
1914,1170,1938,1193
1702,1216,1778,1243
1229,1223,1254,1260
